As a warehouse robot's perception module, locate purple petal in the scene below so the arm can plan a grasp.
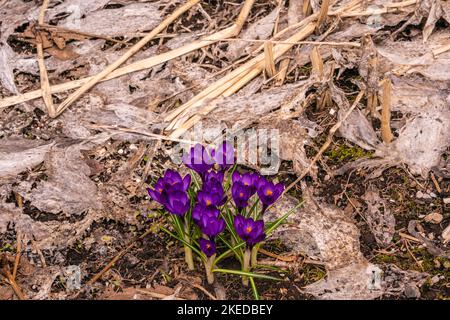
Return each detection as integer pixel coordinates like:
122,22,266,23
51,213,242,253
232,171,240,183
183,174,191,190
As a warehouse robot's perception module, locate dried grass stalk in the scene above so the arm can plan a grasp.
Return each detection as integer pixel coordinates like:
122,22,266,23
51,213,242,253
275,58,290,86
380,78,394,144
310,46,324,79
264,41,277,78
166,22,317,137
0,0,257,110
316,0,330,31
303,0,312,16
54,0,201,117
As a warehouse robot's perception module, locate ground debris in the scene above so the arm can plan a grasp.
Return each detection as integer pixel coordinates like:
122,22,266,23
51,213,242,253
267,185,428,299
18,143,100,216
362,187,395,247
0,136,53,182
0,0,449,301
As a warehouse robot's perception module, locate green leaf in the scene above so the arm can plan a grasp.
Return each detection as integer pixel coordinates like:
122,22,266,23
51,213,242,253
265,201,304,235
189,169,201,190
160,226,203,258
224,163,238,191
212,269,281,281
222,207,241,245
214,241,245,265
249,278,260,300
253,264,285,273
247,198,260,219
169,214,184,237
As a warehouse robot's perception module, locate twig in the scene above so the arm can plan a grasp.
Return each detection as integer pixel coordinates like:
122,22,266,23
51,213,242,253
86,226,156,286
36,0,56,117
403,238,424,271
32,240,47,267
54,0,201,117
38,23,128,44
284,90,365,194
430,172,442,194
135,288,185,300
180,280,217,300
12,232,22,281
2,267,26,300
398,232,421,243
407,220,450,259
89,124,205,146
274,58,290,86
204,38,361,47
275,0,294,86
338,0,417,17
259,248,296,262
432,42,450,57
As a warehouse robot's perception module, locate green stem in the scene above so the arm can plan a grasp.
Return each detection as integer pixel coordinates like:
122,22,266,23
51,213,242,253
204,255,216,284
251,245,259,267
183,218,194,271
242,248,251,286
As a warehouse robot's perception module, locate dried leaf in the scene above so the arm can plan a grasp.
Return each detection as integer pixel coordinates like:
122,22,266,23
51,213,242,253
58,2,163,37
442,224,450,244
330,82,381,150
21,144,101,215
0,136,53,181
362,188,396,247
267,186,425,299
0,44,19,94
199,82,314,131
267,187,377,299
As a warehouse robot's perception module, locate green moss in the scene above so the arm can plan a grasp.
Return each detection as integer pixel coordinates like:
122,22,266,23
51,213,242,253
301,265,326,284
0,243,13,252
327,143,374,163
404,199,427,215
373,254,397,264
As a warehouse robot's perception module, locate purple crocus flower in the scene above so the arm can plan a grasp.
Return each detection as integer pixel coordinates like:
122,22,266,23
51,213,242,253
199,238,216,257
192,203,220,224
231,181,252,210
198,214,225,239
212,141,235,170
162,169,191,191
197,181,226,207
147,170,191,206
234,215,265,247
147,177,167,205
204,170,224,186
164,189,190,216
232,171,259,195
182,144,214,176
257,178,284,209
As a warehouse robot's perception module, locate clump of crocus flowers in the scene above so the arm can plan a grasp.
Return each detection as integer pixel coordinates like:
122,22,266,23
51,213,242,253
147,141,287,287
